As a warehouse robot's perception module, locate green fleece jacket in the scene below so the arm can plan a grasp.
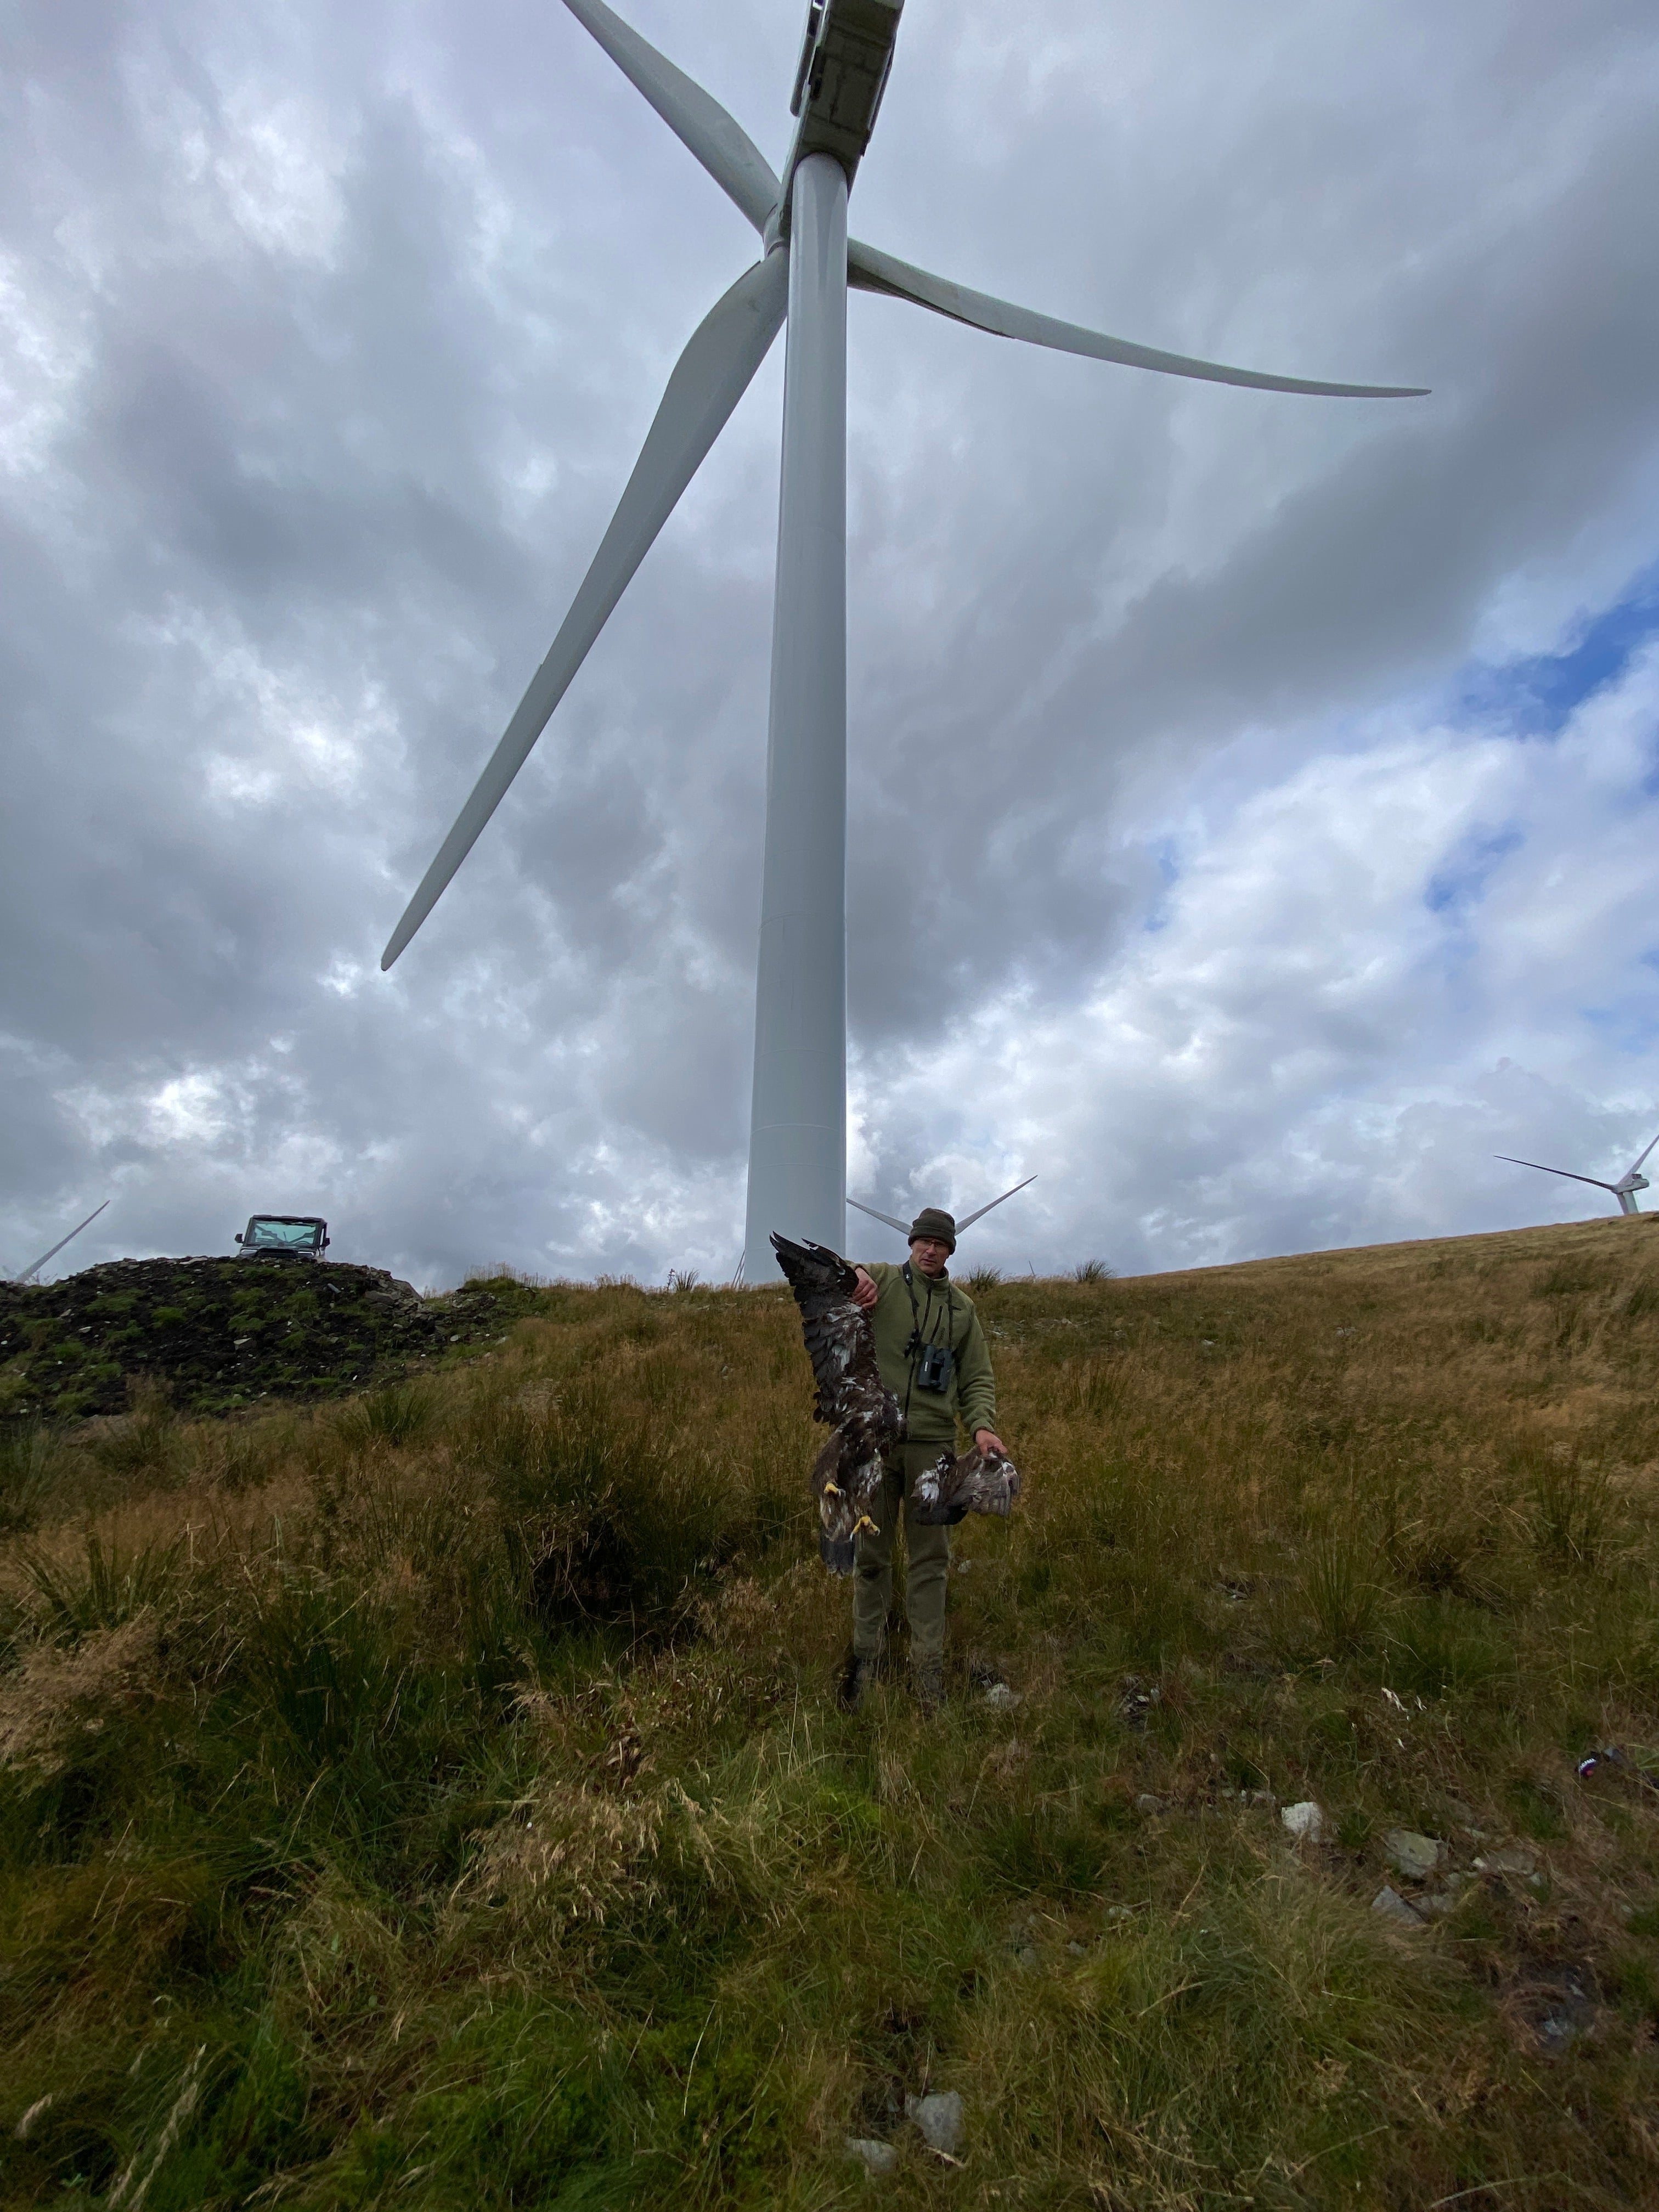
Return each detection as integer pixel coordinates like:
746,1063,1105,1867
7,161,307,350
860,1260,997,1444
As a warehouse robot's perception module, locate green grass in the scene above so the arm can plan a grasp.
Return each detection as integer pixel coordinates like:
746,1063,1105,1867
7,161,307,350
3,1218,1659,2205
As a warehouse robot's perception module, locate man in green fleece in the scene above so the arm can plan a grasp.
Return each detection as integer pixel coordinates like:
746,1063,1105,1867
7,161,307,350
843,1206,1008,1712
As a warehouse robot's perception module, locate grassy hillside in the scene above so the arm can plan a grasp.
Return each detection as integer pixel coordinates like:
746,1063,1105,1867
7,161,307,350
4,1217,1659,2208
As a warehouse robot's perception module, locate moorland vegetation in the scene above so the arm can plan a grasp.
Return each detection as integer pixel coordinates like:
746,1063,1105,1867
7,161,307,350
4,1218,1659,2208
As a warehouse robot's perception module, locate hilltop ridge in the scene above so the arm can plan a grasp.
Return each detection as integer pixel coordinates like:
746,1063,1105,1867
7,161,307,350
3,1215,1659,2204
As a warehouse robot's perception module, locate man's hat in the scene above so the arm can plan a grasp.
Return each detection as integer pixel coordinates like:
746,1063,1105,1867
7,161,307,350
909,1207,957,1251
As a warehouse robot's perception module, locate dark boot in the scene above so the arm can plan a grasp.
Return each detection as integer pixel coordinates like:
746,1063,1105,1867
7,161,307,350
840,1650,877,1712
912,1656,944,1714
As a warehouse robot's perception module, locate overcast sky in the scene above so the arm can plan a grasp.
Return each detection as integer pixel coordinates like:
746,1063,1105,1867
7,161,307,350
4,0,1658,1289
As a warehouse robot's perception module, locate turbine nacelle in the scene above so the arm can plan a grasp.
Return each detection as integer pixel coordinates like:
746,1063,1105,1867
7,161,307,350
782,0,902,210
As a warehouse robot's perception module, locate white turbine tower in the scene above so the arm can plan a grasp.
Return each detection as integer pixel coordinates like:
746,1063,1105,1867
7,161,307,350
1498,1132,1659,1218
380,0,1427,1284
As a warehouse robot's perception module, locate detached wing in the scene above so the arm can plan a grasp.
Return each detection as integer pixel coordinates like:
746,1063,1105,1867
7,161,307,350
770,1233,896,1435
912,1446,1022,1525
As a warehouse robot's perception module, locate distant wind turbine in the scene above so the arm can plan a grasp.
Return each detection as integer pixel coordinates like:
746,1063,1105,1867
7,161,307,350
1497,1133,1659,1217
379,0,1427,1284
10,1200,110,1284
849,1175,1038,1239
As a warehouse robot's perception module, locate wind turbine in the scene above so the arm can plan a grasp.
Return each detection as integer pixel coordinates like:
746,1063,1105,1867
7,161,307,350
9,1200,110,1285
1498,1132,1659,1217
849,1174,1038,1240
379,0,1427,1284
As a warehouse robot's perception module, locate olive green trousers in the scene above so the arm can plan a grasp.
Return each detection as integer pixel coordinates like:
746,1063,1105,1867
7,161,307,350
852,1441,952,1664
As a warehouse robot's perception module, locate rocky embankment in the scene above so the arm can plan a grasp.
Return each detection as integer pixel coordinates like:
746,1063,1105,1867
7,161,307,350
0,1257,533,1421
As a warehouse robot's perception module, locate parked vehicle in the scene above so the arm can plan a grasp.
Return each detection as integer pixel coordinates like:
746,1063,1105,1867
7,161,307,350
235,1215,329,1259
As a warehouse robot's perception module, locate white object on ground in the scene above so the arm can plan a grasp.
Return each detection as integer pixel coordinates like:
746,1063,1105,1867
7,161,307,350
845,2136,898,2176
906,2091,965,2156
1384,1829,1443,1881
1281,1801,1324,1842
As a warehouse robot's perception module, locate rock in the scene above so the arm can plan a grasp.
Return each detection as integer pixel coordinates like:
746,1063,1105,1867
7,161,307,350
1066,1940,1087,1956
1474,1847,1537,1877
845,2137,898,2176
1118,1678,1160,1731
1135,1793,1167,1817
1371,1885,1425,1927
1417,1891,1457,1917
1243,1788,1277,1809
1281,1801,1324,1843
982,1681,1022,1709
1384,1829,1443,1881
906,2091,964,2156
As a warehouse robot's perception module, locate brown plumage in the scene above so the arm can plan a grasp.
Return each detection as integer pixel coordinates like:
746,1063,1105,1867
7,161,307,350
910,1443,1022,1526
770,1233,903,1574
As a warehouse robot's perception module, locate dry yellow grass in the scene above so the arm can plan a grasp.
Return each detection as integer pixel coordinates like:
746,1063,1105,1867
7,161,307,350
1,1218,1658,2208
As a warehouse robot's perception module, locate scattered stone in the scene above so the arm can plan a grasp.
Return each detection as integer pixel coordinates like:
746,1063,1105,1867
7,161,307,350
1118,1677,1160,1730
906,2091,964,2156
1105,1904,1136,1922
1474,1847,1537,1877
1417,1891,1457,1918
1371,1885,1425,1927
1384,1829,1444,1881
1242,1788,1276,1809
1135,1793,1167,1817
1282,1801,1324,1843
981,1681,1022,1710
1066,1940,1087,1956
845,2137,898,2176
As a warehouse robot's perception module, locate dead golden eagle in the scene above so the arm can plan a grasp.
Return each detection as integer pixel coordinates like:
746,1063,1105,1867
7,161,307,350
770,1233,901,1572
771,1232,1024,1572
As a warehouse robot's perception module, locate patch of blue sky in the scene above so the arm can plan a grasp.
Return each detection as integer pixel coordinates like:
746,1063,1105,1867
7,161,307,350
1139,834,1182,933
1454,558,1659,737
1579,996,1659,1058
1424,825,1523,916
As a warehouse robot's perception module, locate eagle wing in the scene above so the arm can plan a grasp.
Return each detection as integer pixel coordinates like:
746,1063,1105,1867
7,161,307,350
771,1233,903,1574
911,1444,1022,1526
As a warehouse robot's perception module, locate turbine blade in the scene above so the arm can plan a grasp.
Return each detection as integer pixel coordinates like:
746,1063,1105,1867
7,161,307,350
847,1196,913,1235
1494,1156,1620,1193
848,239,1429,399
1628,1128,1659,1176
382,253,788,970
955,1174,1038,1233
563,0,781,234
16,1198,110,1284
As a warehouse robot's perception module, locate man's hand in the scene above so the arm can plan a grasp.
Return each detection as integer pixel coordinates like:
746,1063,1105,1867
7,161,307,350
974,1428,1008,1457
852,1267,878,1311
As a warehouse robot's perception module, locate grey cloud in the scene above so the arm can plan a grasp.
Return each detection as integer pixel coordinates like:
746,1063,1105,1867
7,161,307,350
4,0,1658,1286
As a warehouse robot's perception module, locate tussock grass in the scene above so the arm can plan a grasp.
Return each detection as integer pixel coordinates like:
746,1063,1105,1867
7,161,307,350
3,1222,1659,2205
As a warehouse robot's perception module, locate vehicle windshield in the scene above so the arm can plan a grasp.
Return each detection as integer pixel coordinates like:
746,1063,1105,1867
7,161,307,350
245,1218,323,1251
